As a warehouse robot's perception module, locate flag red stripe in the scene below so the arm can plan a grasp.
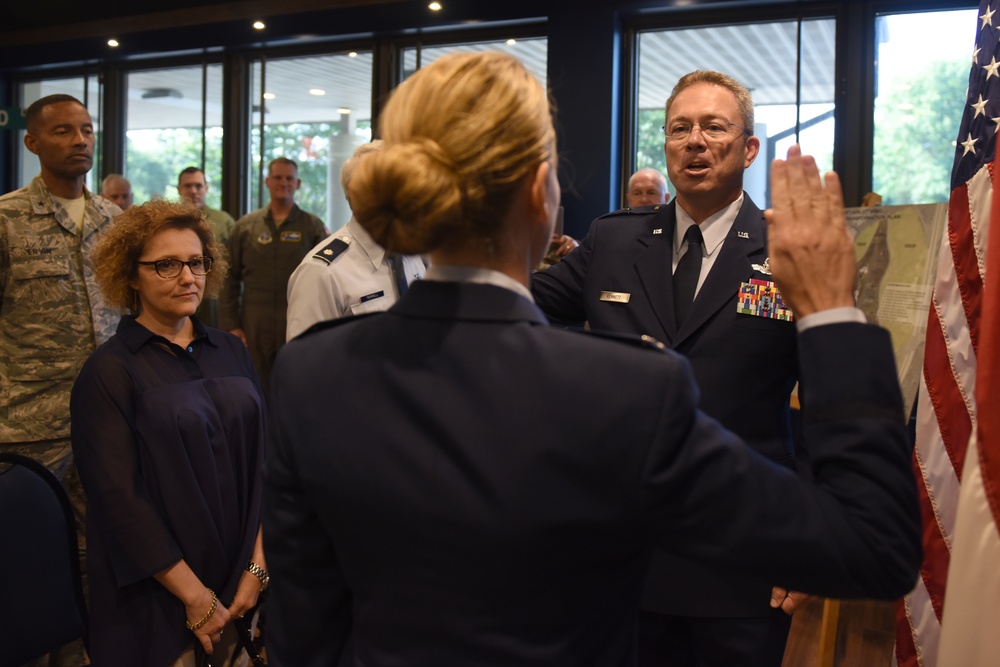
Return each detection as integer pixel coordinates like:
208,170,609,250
947,184,984,355
894,599,919,667
922,305,972,478
978,134,1000,533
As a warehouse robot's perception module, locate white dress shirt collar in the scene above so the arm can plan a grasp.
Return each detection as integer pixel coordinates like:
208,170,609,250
424,264,534,302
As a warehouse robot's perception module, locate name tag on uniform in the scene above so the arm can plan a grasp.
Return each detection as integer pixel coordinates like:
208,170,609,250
599,291,631,303
360,290,385,303
280,231,303,242
737,279,793,321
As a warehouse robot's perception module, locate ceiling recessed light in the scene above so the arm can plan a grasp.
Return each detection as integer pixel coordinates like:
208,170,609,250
263,92,276,100
337,108,351,115
309,88,326,96
253,21,266,30
429,2,442,11
348,52,358,58
506,39,516,46
107,39,120,47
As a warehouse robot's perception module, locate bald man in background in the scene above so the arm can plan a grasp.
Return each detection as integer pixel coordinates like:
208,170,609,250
626,168,670,208
101,173,133,210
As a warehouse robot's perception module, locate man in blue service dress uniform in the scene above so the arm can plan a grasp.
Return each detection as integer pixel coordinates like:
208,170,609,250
533,71,801,666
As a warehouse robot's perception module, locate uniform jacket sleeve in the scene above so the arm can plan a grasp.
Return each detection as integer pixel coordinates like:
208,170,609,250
285,259,342,341
530,220,597,326
640,322,921,599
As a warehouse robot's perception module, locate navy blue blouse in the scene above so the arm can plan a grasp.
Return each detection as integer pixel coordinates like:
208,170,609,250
71,315,266,667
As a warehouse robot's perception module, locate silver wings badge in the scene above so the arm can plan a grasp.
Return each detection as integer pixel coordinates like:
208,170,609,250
751,258,771,275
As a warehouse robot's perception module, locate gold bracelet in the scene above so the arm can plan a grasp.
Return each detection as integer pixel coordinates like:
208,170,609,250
247,561,269,592
186,590,217,631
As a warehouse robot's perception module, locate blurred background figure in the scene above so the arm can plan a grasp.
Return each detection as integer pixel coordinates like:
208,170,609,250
72,200,267,667
177,167,235,245
100,173,133,210
626,167,670,208
177,167,236,328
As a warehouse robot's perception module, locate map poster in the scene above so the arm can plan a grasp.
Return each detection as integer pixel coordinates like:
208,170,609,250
847,203,948,418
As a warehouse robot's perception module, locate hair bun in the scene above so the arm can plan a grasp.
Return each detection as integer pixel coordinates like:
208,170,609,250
350,137,464,255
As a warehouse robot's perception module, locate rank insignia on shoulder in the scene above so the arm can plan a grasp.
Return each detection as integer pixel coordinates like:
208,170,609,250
597,208,637,220
737,279,794,321
640,334,665,350
313,237,349,265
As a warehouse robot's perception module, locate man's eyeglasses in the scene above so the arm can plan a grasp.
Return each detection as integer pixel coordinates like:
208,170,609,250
662,119,750,143
137,256,214,278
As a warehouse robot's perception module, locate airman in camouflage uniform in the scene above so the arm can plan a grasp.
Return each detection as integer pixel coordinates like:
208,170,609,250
0,94,119,667
0,175,119,452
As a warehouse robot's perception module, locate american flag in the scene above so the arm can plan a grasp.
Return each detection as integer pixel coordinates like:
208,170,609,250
895,2,1000,665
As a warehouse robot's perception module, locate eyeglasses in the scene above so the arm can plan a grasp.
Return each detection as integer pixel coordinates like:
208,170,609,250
662,119,750,143
137,256,213,278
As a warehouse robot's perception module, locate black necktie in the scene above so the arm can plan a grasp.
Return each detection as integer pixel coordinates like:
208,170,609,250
388,253,409,298
673,225,703,327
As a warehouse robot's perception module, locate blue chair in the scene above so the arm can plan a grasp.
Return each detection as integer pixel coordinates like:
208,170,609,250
0,453,87,665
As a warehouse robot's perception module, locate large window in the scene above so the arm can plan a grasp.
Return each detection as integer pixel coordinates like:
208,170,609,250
635,18,836,208
249,52,374,230
18,76,102,191
125,63,224,209
872,8,979,205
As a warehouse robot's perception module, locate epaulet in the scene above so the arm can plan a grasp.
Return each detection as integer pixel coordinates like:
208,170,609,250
595,203,668,221
311,236,350,265
569,328,667,352
294,311,380,339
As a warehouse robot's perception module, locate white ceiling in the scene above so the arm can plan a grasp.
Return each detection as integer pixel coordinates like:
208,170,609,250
121,38,551,131
637,18,836,112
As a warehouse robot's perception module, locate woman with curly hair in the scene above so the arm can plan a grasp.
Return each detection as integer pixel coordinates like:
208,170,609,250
70,200,267,666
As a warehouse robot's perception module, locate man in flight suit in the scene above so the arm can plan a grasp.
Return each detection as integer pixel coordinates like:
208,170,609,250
220,157,326,390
